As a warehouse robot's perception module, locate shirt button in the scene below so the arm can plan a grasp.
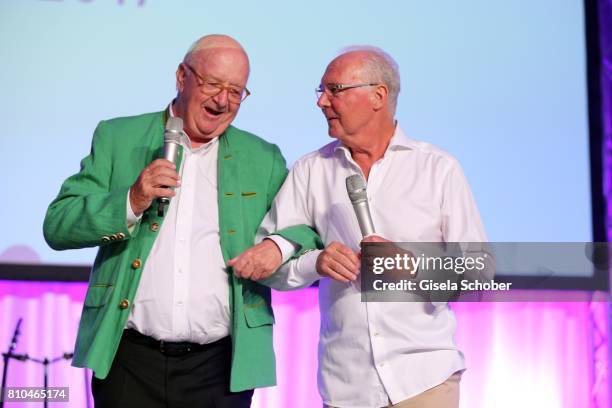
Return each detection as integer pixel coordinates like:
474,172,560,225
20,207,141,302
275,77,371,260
119,299,130,309
373,332,380,337
131,258,142,269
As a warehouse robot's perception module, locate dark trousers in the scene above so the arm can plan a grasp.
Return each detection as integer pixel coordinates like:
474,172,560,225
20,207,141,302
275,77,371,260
92,330,253,408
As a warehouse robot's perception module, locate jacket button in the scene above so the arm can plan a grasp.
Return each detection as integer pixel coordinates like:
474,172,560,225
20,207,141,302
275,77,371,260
119,299,130,309
101,236,110,243
117,232,126,239
109,234,117,241
150,223,160,232
131,258,142,269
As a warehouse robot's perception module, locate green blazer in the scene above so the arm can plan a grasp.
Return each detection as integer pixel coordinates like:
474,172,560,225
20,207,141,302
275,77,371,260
43,111,320,392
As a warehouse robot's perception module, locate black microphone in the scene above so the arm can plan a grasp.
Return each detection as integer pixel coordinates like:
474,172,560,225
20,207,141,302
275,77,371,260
345,174,376,237
157,117,183,216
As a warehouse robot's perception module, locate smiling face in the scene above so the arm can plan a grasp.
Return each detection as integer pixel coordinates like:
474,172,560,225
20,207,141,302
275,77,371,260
317,53,380,145
174,46,249,144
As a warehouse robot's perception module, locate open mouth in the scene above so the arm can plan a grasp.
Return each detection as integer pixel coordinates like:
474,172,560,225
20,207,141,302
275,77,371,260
205,107,224,117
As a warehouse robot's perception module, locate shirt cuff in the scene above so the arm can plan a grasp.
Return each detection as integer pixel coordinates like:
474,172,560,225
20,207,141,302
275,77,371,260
265,235,298,263
126,189,143,228
294,249,323,284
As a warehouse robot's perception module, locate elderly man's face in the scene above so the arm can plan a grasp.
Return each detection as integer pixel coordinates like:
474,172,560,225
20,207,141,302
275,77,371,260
317,56,377,143
175,48,249,143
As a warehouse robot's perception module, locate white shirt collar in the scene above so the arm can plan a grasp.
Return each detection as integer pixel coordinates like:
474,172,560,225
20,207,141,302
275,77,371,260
333,122,415,162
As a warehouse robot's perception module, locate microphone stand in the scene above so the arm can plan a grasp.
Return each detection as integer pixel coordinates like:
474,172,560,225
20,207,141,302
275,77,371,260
1,318,73,408
26,353,73,408
0,318,22,408
1,352,72,408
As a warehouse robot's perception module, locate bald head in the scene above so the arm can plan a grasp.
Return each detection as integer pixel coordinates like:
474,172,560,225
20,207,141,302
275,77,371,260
183,34,250,73
328,47,400,115
173,34,250,145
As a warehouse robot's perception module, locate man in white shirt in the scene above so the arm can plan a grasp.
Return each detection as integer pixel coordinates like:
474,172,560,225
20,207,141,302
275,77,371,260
232,46,487,408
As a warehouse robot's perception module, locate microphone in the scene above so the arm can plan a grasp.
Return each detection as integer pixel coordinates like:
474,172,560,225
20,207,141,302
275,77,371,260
157,117,183,216
346,174,376,237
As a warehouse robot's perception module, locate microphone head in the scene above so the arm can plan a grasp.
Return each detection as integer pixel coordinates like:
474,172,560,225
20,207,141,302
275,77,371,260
346,174,367,203
164,117,183,143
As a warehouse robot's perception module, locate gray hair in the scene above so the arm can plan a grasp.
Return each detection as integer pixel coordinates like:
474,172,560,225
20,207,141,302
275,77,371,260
339,45,401,115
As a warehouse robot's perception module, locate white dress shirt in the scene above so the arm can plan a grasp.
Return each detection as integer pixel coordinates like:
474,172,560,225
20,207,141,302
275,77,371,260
260,125,487,407
125,107,230,344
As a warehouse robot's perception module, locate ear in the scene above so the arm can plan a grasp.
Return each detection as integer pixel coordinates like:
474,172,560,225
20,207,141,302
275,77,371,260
371,84,388,111
176,63,186,93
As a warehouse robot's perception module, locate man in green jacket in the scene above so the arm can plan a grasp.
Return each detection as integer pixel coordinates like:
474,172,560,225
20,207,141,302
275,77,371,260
43,34,318,408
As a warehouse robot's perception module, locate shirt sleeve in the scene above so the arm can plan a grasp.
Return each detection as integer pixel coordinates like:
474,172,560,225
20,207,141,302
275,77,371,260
257,159,321,290
440,159,494,280
441,158,487,242
264,235,298,263
260,249,322,290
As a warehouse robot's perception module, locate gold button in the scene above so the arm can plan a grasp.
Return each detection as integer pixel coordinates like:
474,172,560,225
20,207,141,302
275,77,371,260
131,258,142,269
101,236,110,243
150,223,160,232
119,299,130,309
109,234,117,241
117,232,126,239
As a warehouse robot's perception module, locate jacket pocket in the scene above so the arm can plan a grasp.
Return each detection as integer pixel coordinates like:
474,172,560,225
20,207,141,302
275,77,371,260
244,302,275,328
83,284,114,307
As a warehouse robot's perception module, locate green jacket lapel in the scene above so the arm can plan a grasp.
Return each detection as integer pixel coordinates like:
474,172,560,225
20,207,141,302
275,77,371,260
217,128,245,262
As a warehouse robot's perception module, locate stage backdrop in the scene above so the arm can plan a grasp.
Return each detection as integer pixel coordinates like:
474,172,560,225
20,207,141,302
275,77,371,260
0,282,608,408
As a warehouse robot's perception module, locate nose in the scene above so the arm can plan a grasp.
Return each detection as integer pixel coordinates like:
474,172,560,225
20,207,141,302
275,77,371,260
212,88,229,109
317,91,330,108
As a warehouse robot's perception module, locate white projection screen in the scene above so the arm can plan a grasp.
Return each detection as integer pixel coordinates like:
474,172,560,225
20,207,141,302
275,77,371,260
0,0,605,286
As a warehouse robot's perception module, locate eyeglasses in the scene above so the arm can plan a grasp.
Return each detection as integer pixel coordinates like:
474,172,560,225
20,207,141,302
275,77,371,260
183,63,251,103
315,82,380,99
